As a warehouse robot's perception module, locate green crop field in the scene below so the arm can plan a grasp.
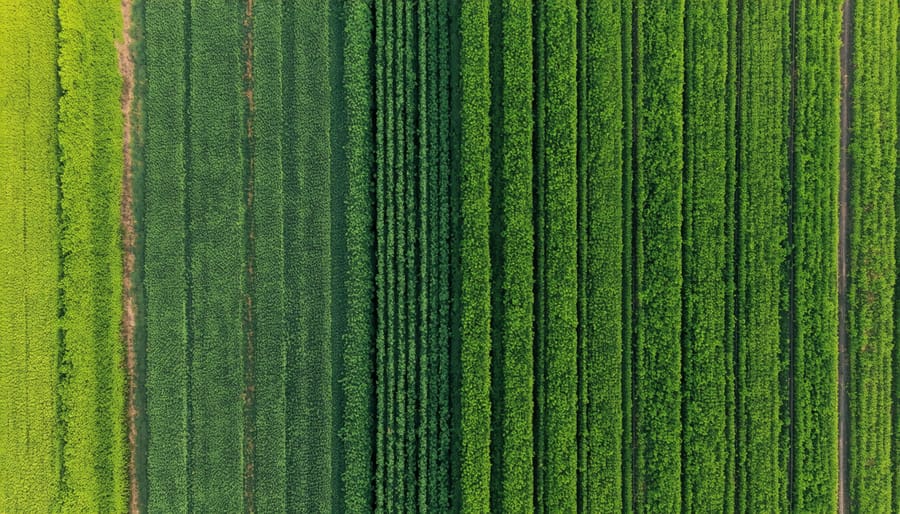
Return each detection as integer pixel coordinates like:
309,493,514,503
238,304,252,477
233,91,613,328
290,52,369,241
1,1,898,513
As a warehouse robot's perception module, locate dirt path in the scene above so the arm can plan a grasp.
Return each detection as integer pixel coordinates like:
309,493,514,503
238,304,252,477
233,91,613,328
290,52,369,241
241,0,257,511
116,0,139,512
838,0,851,511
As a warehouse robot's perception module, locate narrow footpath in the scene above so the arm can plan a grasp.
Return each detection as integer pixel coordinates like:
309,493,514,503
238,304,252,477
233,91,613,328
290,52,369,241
837,0,852,511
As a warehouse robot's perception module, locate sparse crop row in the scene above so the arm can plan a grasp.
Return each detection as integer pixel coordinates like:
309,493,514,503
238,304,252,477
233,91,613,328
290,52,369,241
792,0,841,510
0,3,61,511
849,0,898,511
57,0,128,511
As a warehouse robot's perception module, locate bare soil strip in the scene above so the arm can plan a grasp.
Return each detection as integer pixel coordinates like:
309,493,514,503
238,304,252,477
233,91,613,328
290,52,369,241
838,0,851,510
241,0,257,511
787,0,798,501
116,0,139,511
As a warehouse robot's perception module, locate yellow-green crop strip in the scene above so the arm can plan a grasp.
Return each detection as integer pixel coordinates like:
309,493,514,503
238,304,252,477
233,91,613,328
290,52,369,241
0,2,62,511
57,0,127,511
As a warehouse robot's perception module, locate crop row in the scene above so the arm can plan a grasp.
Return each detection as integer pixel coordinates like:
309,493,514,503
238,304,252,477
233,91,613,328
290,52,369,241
633,0,684,510
735,0,790,510
792,0,841,510
143,0,190,510
489,0,534,512
0,3,62,511
577,0,625,511
849,0,898,512
250,0,288,512
57,0,128,511
682,0,727,511
284,1,336,511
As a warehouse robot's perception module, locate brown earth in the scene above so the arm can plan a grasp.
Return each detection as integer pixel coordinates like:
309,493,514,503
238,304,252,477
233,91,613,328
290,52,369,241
242,0,257,512
115,0,138,511
838,0,852,511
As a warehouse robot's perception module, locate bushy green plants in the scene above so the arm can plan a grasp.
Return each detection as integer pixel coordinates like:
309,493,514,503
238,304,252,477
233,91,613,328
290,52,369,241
458,0,492,511
633,0,684,510
792,0,841,510
535,2,579,512
848,1,898,511
57,0,127,511
143,1,189,510
578,0,624,511
0,3,61,511
681,1,728,512
735,0,790,510
490,0,534,511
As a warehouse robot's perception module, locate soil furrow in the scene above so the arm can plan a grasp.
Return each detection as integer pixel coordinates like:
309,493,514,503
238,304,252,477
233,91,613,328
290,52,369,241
115,0,138,510
837,0,852,510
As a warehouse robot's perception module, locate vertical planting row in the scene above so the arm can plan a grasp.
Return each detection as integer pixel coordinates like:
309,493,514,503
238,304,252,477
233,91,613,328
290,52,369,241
792,0,841,509
578,0,624,511
633,0,684,510
849,0,897,511
736,0,790,510
186,1,245,511
682,0,727,511
144,0,189,510
57,0,127,510
285,1,335,511
0,2,61,510
250,0,288,511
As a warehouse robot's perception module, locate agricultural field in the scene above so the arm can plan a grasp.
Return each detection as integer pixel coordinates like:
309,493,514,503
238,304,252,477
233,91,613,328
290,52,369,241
1,0,899,513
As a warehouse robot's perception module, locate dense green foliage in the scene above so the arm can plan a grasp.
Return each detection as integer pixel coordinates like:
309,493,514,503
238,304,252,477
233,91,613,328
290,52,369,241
489,0,534,512
186,2,245,511
620,0,635,510
144,1,189,510
535,2,579,512
284,1,335,511
340,0,375,511
57,0,127,511
249,1,288,511
0,3,61,511
723,0,738,510
849,0,898,511
792,0,841,510
7,2,900,512
577,0,623,511
458,0,492,511
736,0,790,510
634,0,684,510
682,1,727,511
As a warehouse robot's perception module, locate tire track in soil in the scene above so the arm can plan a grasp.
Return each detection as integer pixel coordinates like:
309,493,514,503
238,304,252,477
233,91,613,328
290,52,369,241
116,0,139,511
787,0,797,504
838,0,851,510
241,0,257,511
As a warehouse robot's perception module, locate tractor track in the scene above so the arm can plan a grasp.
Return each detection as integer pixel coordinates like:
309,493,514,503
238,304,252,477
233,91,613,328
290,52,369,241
838,0,852,510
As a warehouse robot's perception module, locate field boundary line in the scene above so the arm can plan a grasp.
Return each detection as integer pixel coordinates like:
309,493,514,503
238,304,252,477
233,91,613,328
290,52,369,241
241,0,257,511
116,0,139,510
837,0,852,510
